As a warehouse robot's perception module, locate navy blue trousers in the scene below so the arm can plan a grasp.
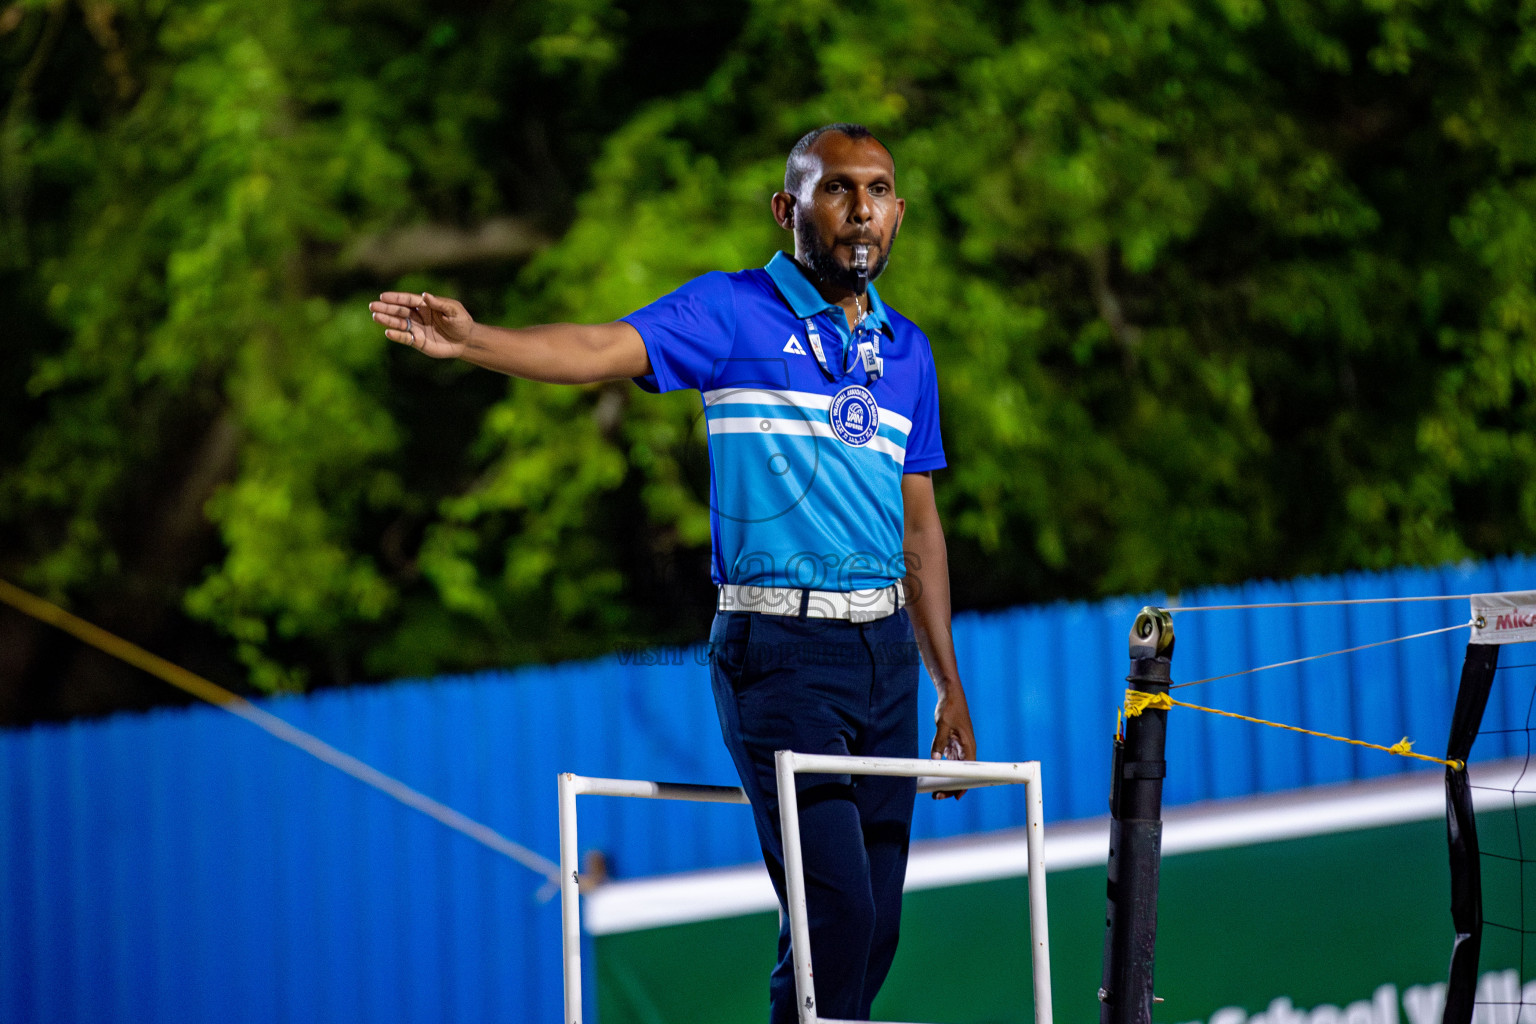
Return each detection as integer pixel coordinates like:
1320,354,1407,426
709,608,920,1024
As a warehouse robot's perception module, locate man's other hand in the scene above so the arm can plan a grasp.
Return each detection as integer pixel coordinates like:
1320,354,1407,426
370,292,473,359
929,684,976,800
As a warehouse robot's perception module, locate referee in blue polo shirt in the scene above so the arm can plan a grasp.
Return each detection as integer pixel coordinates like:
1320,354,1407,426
370,123,976,1024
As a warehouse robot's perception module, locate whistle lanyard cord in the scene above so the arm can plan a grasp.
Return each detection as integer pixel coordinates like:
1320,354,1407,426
804,315,881,384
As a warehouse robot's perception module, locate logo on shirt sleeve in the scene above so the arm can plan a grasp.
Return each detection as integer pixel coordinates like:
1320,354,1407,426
829,385,879,447
783,334,807,355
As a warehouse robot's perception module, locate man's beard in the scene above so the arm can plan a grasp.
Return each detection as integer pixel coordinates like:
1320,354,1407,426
795,219,894,292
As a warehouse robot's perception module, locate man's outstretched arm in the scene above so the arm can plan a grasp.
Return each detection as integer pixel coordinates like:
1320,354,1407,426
901,470,976,798
369,291,651,384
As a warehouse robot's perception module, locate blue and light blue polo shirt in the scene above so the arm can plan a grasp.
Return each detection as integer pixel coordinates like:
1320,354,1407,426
624,252,946,592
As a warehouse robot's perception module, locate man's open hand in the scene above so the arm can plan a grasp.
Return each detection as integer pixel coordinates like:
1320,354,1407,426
929,683,976,800
369,292,475,359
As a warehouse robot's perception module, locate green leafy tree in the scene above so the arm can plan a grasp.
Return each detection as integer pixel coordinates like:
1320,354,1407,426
511,0,1536,607
4,0,1536,722
0,0,736,714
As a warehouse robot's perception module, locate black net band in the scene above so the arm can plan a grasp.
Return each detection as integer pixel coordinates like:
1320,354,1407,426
1442,642,1500,1024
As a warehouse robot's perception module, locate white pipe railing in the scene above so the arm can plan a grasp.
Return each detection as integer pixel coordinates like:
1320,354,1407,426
774,753,1051,1024
558,758,1051,1024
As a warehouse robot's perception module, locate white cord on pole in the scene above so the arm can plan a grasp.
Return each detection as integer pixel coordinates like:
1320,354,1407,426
1164,593,1482,612
1172,622,1471,690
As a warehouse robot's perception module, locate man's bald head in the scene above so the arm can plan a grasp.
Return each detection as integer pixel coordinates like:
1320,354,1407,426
785,123,893,196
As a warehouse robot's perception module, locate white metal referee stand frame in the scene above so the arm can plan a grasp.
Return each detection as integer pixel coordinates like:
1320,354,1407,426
558,753,1053,1024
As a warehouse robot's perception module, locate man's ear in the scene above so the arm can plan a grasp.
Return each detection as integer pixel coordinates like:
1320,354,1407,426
770,190,796,231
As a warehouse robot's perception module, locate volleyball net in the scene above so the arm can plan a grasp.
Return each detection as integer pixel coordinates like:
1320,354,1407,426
1445,596,1536,1024
1101,591,1536,1024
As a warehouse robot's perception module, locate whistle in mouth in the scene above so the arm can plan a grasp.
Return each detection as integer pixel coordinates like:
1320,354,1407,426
852,244,871,293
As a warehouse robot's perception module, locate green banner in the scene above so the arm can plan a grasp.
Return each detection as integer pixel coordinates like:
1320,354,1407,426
595,803,1530,1024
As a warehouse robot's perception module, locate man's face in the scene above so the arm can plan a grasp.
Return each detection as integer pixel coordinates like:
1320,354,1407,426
779,134,905,292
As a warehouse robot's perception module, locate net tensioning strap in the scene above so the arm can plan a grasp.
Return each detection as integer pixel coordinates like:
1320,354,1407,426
1122,688,1464,769
0,578,561,890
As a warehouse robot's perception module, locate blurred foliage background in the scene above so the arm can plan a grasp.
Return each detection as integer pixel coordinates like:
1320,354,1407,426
3,0,1535,723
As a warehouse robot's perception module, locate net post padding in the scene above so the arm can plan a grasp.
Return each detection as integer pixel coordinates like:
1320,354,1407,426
1442,641,1499,1024
1100,608,1174,1024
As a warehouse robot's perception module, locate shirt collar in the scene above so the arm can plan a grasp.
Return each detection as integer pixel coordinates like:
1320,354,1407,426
765,251,891,335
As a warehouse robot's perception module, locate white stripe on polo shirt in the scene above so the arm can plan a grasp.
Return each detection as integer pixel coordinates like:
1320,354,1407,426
705,416,907,465
702,387,915,437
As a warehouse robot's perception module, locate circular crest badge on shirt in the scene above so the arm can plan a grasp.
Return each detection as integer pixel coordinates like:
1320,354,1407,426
829,385,879,447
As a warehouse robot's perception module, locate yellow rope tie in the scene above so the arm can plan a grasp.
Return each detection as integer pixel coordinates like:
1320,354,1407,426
1122,688,1465,771
1124,690,1173,717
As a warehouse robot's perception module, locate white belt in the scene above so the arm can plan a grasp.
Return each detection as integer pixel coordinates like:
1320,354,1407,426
717,583,905,623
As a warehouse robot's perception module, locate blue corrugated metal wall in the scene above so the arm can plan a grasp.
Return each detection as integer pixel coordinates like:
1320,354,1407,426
4,556,1533,1023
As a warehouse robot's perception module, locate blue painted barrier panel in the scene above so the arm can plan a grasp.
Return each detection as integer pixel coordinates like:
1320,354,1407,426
1248,578,1304,794
3,555,1534,1023
1297,575,1354,787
